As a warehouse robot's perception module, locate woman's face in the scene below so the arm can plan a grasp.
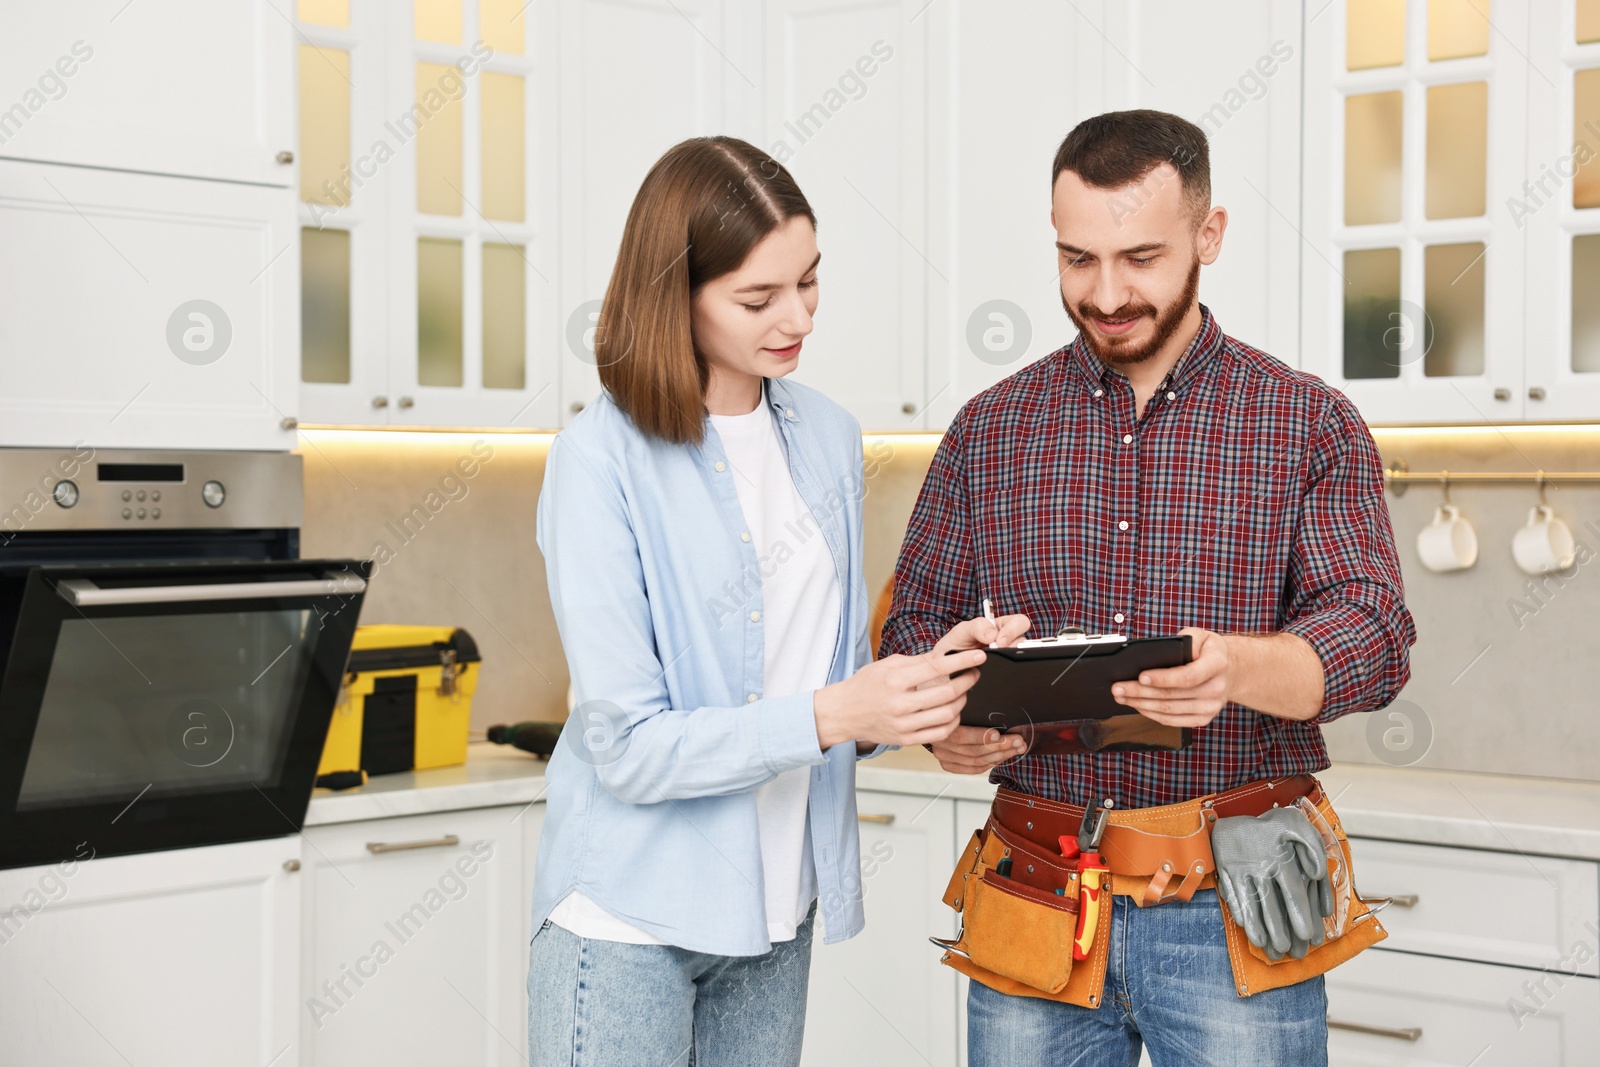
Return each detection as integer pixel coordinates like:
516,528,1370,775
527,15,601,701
691,215,819,390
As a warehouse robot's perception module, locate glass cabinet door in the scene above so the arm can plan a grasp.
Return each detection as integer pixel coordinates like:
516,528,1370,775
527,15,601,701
1304,0,1529,424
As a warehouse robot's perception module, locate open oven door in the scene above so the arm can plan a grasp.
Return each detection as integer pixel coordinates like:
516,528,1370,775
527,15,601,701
0,559,372,869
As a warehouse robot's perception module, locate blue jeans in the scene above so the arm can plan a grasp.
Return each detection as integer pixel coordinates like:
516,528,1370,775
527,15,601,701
527,903,815,1067
968,890,1327,1067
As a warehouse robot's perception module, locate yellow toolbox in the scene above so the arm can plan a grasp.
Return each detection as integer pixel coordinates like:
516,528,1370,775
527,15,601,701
318,625,481,778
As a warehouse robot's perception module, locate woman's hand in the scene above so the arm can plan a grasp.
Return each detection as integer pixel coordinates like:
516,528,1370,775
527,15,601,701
814,649,984,749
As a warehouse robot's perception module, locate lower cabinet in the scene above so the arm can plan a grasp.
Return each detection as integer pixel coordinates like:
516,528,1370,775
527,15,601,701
299,803,544,1067
1327,948,1599,1065
802,790,962,1067
0,836,301,1067
1327,836,1600,1067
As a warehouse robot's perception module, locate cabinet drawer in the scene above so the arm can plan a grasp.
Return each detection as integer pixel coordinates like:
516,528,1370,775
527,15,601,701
1327,949,1599,1066
1349,837,1599,975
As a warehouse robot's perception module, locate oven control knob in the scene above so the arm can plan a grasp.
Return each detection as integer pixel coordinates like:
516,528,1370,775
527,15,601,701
52,480,79,508
201,480,226,508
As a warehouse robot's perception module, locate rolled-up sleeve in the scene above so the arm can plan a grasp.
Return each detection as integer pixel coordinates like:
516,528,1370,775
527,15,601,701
1280,397,1417,723
879,417,978,660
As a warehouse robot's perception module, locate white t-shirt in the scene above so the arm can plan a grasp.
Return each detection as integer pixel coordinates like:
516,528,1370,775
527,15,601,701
549,388,842,945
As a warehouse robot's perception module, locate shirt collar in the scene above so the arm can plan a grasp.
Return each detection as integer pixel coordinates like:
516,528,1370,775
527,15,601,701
1065,302,1223,395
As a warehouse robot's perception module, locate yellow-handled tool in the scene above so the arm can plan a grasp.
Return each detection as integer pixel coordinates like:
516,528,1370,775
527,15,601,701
1068,799,1114,961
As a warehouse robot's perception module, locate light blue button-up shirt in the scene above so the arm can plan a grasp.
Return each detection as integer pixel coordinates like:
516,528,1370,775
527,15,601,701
531,374,879,956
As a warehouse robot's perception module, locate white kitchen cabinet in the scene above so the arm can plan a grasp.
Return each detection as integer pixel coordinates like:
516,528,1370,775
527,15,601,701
1518,2,1600,421
0,159,300,450
1327,946,1600,1065
1299,0,1536,424
1349,837,1600,975
294,0,562,431
0,836,302,1067
0,1,295,187
554,0,747,423
802,789,961,1067
759,0,937,429
299,804,539,1067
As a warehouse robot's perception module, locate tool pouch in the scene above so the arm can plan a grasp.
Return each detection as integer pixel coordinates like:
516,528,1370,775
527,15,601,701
1218,788,1388,997
935,819,1113,1008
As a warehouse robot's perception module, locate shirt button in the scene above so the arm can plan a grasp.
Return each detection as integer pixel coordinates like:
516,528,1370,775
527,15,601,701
750,611,761,622
786,407,796,418
741,532,751,542
1118,520,1129,531
1093,389,1104,398
1121,434,1133,444
747,694,758,703
1167,391,1177,401
714,461,726,472
1114,612,1125,624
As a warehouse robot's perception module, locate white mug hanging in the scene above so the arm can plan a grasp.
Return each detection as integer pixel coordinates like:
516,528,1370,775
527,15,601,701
1416,502,1478,573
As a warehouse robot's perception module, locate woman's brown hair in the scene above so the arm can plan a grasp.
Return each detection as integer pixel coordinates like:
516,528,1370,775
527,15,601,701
594,136,816,445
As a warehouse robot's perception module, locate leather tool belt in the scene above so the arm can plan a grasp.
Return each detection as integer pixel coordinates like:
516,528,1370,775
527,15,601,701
933,775,1390,1006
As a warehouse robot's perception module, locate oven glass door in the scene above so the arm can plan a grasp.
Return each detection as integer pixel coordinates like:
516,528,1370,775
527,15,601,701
0,559,370,869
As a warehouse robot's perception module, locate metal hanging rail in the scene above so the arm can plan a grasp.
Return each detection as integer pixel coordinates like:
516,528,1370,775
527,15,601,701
1383,460,1600,497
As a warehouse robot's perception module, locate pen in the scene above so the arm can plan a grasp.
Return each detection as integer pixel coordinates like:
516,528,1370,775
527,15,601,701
982,597,998,648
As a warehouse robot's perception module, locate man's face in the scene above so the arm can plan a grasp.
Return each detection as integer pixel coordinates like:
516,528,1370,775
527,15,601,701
1050,164,1222,368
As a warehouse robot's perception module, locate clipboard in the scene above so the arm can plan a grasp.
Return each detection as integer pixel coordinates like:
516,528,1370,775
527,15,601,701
953,632,1194,756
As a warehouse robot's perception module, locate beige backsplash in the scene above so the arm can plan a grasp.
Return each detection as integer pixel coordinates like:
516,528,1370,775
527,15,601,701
299,424,1600,782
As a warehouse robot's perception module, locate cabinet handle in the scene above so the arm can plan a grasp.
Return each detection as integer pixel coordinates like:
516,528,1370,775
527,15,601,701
858,813,896,825
398,396,415,409
1368,893,1418,908
1493,387,1511,401
372,396,390,409
1327,1018,1422,1042
901,402,917,415
1528,386,1546,401
280,416,299,431
367,834,460,854
283,859,301,872
570,401,586,414
276,150,295,164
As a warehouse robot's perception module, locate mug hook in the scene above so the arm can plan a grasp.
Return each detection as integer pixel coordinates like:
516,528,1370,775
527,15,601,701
1440,471,1451,506
1536,471,1548,507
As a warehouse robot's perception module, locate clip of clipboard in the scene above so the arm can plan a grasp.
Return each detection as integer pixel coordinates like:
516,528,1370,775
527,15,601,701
952,630,1195,756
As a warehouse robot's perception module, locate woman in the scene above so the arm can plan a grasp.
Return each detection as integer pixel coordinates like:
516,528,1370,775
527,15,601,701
527,136,985,1065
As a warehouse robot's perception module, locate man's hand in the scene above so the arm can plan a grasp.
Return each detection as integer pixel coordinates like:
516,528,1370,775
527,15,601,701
930,725,1027,774
1110,628,1326,725
1110,626,1232,728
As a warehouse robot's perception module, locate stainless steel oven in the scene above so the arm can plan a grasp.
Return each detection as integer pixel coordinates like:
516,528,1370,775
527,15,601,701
0,449,370,869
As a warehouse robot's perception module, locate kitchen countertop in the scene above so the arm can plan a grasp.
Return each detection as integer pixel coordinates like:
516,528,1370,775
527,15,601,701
306,742,1600,861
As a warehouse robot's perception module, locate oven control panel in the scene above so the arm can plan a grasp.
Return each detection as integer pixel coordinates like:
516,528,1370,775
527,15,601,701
1,449,300,531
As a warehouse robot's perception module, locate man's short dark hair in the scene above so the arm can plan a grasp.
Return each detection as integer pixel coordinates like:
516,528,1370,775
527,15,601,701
1052,109,1211,223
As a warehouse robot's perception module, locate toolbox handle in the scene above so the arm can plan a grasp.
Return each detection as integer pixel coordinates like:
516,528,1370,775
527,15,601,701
366,834,461,855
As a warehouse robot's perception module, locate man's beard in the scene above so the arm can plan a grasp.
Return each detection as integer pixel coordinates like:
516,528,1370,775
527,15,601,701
1061,257,1201,368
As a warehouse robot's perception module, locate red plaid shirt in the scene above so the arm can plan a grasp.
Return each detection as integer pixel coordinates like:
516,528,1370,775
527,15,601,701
881,305,1416,808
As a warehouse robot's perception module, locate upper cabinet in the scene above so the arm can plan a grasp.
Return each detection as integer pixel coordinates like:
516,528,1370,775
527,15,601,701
0,0,300,452
758,0,936,429
0,0,296,187
1303,0,1600,424
554,0,743,423
0,160,300,450
1522,0,1600,421
295,0,561,430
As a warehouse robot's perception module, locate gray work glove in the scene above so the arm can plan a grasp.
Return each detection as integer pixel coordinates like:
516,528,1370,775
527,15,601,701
1211,806,1335,961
